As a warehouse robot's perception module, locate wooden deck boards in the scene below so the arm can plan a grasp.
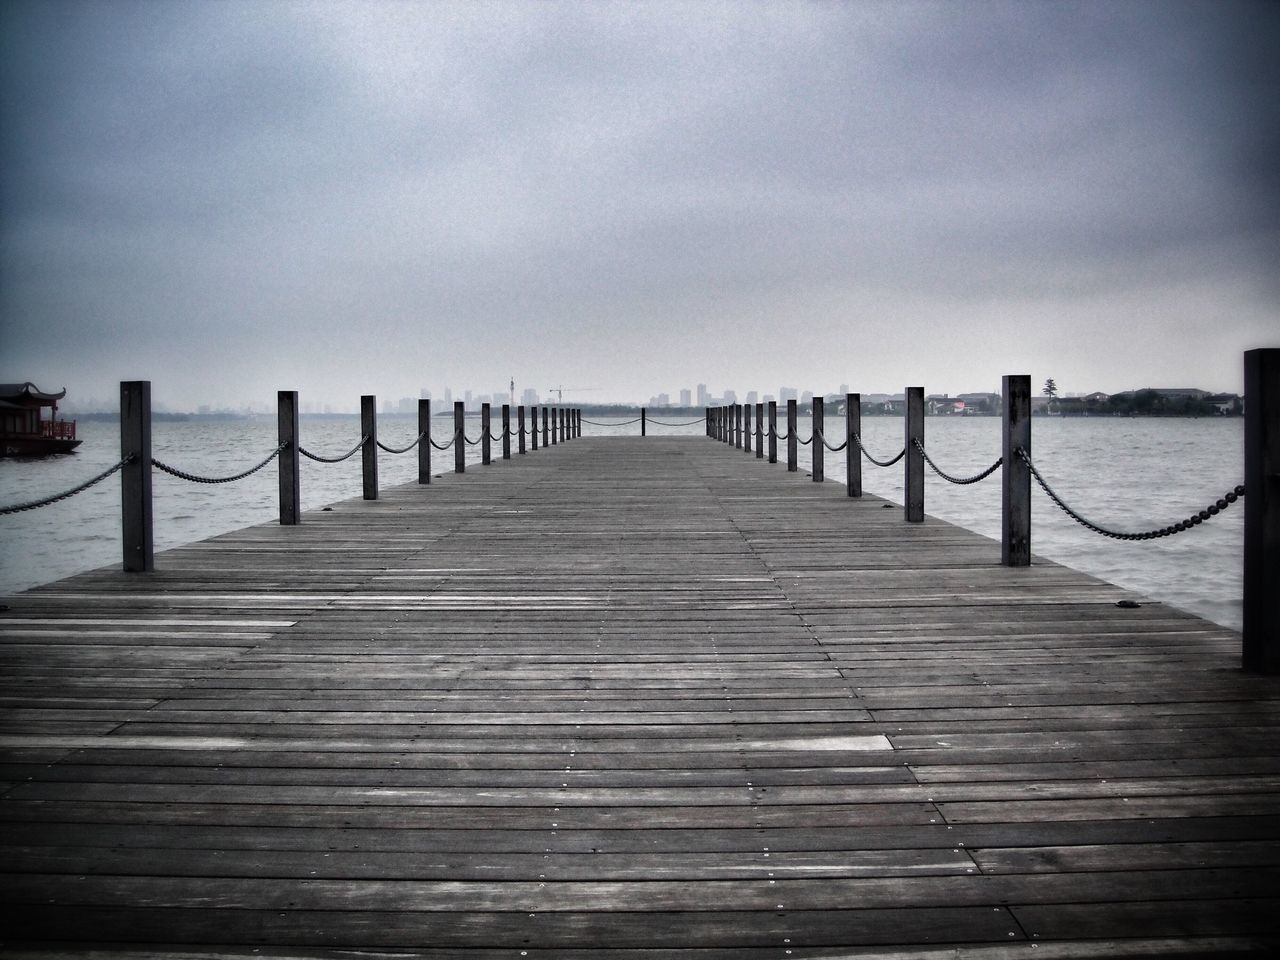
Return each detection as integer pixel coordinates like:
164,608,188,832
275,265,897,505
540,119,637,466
2,436,1278,958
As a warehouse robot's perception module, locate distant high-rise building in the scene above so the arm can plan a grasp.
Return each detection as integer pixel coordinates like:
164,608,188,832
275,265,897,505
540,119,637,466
521,387,539,406
779,387,797,402
398,397,415,414
801,390,813,404
696,383,709,406
745,390,758,405
442,387,453,408
724,389,738,405
464,390,474,411
680,388,692,407
839,383,849,396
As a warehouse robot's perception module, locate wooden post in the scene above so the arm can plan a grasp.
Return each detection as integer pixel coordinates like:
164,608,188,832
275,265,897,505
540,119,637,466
518,406,527,454
744,403,753,453
559,407,566,443
846,393,861,498
812,396,824,482
481,403,492,465
787,399,798,471
531,406,539,450
905,387,924,522
1002,375,1032,567
454,401,465,473
550,408,558,445
542,406,550,446
755,402,764,459
418,399,431,483
735,404,742,449
502,405,511,459
768,401,778,464
278,390,300,523
1244,348,1280,673
642,407,647,437
361,395,378,500
120,380,153,572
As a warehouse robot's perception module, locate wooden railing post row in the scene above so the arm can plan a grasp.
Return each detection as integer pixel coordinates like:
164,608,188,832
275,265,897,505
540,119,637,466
120,380,153,572
744,402,752,453
787,399,798,471
502,404,511,460
1002,375,1031,566
755,402,764,459
481,403,492,465
768,401,777,463
845,393,861,497
278,390,300,523
812,396,824,482
905,387,924,522
518,406,527,454
1243,348,1280,673
361,395,378,500
418,399,431,483
454,401,465,473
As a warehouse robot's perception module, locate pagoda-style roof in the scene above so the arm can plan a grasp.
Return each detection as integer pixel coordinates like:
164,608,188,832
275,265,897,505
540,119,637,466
0,383,68,406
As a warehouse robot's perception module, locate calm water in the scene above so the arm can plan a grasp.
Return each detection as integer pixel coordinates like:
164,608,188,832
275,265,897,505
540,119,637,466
0,413,1244,631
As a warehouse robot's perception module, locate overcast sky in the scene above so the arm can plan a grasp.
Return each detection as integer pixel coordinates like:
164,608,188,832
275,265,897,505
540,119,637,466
2,0,1276,410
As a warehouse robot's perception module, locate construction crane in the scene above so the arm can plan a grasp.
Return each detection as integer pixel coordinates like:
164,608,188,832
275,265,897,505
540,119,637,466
547,386,600,403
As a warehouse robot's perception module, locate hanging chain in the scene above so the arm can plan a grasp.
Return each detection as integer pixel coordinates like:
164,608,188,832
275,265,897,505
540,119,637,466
913,439,1002,485
0,455,135,515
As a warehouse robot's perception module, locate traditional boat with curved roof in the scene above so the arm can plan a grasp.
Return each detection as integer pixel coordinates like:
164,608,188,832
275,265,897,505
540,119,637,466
1,383,82,456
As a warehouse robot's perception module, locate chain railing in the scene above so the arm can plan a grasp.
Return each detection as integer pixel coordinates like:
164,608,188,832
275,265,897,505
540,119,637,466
376,432,427,455
152,442,288,484
0,455,134,515
852,432,906,467
914,439,1002,485
1018,447,1244,541
299,435,369,464
814,429,849,453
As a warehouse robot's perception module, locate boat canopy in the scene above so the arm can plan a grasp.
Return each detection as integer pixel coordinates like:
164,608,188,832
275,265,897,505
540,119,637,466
0,383,68,407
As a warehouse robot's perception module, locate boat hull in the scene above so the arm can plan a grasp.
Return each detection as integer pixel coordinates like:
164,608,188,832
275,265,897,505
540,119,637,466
1,437,83,457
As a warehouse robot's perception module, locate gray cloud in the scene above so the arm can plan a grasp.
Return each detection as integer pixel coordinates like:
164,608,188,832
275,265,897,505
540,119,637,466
2,0,1276,407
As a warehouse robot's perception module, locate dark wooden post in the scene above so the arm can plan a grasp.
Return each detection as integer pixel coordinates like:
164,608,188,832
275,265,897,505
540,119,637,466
418,399,431,483
550,408,558,445
744,403,753,453
1002,375,1032,566
481,403,492,465
641,407,647,437
502,404,511,459
905,387,924,522
518,406,527,454
531,406,539,450
1244,348,1280,673
278,390,300,523
542,406,550,446
787,399,798,471
559,407,566,443
735,404,743,449
120,380,153,572
812,396,824,482
755,402,764,459
846,393,861,497
361,395,378,501
768,401,778,463
454,401,465,473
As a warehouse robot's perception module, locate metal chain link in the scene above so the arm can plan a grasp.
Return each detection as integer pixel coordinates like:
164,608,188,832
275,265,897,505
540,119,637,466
152,442,287,484
852,432,906,468
582,417,643,426
298,435,369,464
647,418,706,427
1018,447,1244,540
814,429,849,453
429,436,455,451
462,432,482,446
0,455,134,515
914,439,1002,485
797,434,814,446
376,432,427,455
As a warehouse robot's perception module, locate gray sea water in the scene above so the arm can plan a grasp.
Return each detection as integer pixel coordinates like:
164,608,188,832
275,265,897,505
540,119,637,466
0,413,1244,631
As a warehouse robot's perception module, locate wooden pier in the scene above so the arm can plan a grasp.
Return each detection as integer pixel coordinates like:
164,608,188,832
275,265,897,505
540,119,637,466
2,436,1278,957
